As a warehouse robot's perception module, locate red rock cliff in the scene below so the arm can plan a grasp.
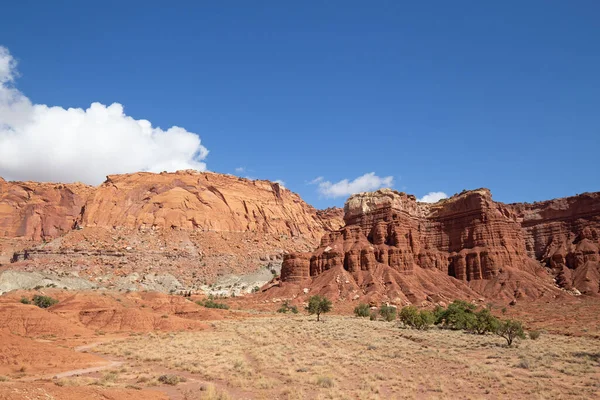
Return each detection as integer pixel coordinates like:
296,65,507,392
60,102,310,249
281,188,600,302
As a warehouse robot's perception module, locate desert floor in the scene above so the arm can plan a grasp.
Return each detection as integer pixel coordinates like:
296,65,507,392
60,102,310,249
1,294,599,399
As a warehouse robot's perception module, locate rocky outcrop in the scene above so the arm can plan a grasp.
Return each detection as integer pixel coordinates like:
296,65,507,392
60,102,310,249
281,189,600,302
0,171,342,242
0,177,93,241
510,192,600,294
0,171,344,291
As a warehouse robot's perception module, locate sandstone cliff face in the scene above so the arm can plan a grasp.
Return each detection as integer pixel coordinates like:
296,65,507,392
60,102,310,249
0,178,93,241
0,172,343,291
0,171,341,242
509,193,600,294
281,189,600,303
80,171,333,240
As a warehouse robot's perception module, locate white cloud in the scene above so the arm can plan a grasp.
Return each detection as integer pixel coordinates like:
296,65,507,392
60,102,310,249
235,167,245,173
308,176,323,184
273,179,286,188
418,191,448,203
0,46,209,185
317,172,394,198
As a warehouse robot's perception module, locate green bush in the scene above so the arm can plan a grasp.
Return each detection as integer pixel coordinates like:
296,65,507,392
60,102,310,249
32,295,58,309
399,306,434,330
354,303,371,318
496,319,526,346
379,305,397,322
306,295,332,321
434,300,477,330
469,308,500,335
277,301,298,314
19,297,31,305
369,311,378,321
196,299,229,309
252,286,260,293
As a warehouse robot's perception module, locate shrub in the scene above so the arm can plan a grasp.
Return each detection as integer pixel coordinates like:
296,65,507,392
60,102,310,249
529,330,541,340
496,319,526,346
306,295,332,322
32,295,58,309
196,299,229,309
399,306,434,330
316,376,334,388
277,301,297,314
370,311,378,321
354,303,370,318
158,374,185,385
252,286,260,293
434,300,477,330
469,308,500,335
379,304,397,322
19,297,31,305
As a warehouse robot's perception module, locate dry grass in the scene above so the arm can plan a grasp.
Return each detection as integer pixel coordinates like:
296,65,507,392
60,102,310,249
95,315,600,399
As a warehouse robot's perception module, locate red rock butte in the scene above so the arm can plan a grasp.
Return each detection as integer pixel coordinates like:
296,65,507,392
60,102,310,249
279,188,600,303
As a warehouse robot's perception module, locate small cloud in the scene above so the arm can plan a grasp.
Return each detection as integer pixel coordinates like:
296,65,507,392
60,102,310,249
418,191,448,203
273,179,286,188
235,167,245,173
308,176,324,185
317,172,394,198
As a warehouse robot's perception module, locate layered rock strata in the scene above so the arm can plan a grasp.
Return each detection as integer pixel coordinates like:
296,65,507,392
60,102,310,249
281,189,600,301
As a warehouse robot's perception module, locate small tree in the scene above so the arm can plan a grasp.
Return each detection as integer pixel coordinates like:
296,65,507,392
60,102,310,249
354,303,370,318
306,295,332,322
379,305,397,322
435,300,477,330
496,319,526,346
470,309,500,335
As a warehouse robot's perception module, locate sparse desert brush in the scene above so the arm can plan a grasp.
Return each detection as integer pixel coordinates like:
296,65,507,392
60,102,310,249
316,375,334,388
529,330,541,340
277,300,298,314
379,304,397,322
32,294,58,308
19,297,30,304
158,374,186,385
197,299,229,309
354,303,370,318
399,306,434,330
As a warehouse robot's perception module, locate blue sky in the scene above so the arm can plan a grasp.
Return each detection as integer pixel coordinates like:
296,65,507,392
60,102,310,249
0,1,598,208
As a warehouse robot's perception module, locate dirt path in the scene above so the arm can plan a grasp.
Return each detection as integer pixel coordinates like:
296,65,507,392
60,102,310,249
22,339,125,382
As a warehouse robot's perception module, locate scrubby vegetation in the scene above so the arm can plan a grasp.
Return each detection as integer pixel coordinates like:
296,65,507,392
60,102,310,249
379,304,397,322
306,295,332,321
401,300,530,346
353,303,371,318
277,301,299,314
496,319,526,346
399,306,435,330
32,295,58,308
19,297,30,304
196,299,230,309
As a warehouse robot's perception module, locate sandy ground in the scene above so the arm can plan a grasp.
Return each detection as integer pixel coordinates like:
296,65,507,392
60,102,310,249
0,292,599,399
91,315,600,399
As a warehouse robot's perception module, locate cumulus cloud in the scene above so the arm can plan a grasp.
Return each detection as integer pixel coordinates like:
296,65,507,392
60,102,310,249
316,172,394,198
273,179,286,188
235,166,245,173
308,176,324,184
418,191,448,203
0,46,209,185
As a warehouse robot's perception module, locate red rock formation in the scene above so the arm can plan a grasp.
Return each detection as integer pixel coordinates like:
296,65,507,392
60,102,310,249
280,188,600,303
0,177,93,241
0,171,344,288
510,192,600,294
